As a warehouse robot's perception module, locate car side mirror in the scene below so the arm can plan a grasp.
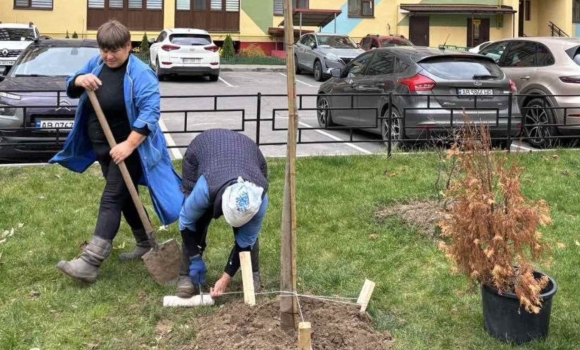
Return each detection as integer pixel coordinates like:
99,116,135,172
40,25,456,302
331,68,341,78
310,42,317,49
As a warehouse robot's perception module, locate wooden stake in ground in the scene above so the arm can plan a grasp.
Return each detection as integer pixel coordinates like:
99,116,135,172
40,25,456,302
298,322,312,350
280,0,299,333
239,252,256,306
357,279,376,313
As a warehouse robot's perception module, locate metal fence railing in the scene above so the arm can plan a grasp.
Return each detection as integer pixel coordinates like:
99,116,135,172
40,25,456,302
1,91,580,162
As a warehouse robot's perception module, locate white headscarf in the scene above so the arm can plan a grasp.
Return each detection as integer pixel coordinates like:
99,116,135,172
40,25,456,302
222,177,264,227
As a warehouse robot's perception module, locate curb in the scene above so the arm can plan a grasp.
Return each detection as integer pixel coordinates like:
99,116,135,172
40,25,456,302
220,65,287,73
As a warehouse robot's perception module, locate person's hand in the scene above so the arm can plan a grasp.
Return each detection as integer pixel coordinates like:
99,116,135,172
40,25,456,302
210,273,231,298
189,255,206,286
75,74,102,91
110,141,136,164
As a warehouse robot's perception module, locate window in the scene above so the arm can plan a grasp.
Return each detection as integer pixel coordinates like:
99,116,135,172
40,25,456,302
14,0,53,9
479,41,509,64
395,58,410,73
503,41,537,67
525,0,531,21
316,35,358,49
169,33,212,45
129,0,142,9
0,27,35,41
348,0,373,18
147,0,162,9
88,0,105,8
194,0,206,10
536,44,555,66
346,52,372,77
419,57,504,80
109,0,123,8
574,0,580,23
360,37,372,50
176,0,189,10
366,52,395,76
274,0,309,16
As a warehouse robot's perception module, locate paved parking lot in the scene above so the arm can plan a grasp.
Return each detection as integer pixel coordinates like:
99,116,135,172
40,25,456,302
158,70,386,159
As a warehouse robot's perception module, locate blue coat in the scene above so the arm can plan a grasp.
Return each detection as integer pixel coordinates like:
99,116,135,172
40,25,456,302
49,54,184,225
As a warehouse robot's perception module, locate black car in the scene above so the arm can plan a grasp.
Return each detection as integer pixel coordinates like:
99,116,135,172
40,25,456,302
316,46,522,147
0,39,100,162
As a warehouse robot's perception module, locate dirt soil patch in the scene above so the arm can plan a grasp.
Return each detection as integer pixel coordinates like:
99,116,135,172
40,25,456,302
375,200,446,238
191,297,393,350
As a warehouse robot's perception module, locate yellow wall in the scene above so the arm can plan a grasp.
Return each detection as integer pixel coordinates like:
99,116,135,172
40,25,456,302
538,0,573,36
0,0,86,38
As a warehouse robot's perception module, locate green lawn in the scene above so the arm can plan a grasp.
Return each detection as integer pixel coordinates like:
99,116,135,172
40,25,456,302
1,151,579,349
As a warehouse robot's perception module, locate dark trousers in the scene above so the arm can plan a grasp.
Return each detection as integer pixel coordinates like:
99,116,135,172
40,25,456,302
180,209,260,277
92,142,148,241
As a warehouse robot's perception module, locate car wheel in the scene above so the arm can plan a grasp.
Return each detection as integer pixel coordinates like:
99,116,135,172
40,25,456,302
317,95,335,128
295,56,302,75
209,72,220,82
382,107,405,149
523,97,559,149
155,59,166,81
313,61,324,82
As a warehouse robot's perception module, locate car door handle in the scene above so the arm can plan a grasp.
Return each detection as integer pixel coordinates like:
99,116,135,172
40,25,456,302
520,76,531,80
377,83,386,88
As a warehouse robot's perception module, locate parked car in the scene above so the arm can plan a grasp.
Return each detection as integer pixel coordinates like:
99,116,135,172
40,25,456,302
478,37,580,148
294,33,364,81
316,47,521,148
468,41,493,54
149,28,220,81
0,22,41,75
0,39,99,162
359,34,413,51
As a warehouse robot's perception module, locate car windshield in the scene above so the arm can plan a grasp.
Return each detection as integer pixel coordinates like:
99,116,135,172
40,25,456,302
380,39,412,47
317,36,357,49
9,46,99,77
0,28,35,41
419,57,504,80
169,34,212,46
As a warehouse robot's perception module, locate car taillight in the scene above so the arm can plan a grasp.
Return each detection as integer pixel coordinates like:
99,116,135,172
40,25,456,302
397,74,435,91
509,78,517,92
205,45,218,52
559,76,580,83
161,44,180,51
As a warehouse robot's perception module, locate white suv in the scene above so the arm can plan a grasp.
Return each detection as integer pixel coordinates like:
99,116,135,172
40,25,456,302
0,22,40,74
149,28,220,81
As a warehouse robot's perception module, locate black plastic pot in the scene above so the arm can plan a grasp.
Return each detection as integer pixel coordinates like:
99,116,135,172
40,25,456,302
481,271,557,345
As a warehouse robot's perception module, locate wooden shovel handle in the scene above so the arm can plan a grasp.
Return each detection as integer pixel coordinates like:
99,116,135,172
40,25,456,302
86,89,157,248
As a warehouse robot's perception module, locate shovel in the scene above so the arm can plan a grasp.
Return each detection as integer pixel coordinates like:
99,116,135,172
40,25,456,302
87,89,181,286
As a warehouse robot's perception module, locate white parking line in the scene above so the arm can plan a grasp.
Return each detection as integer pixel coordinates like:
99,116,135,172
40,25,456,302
298,120,373,155
219,77,235,87
278,73,317,88
158,119,183,160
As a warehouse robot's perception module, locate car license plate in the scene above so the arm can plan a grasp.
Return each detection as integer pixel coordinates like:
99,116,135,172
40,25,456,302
457,88,494,96
183,58,201,64
0,61,16,66
35,119,74,131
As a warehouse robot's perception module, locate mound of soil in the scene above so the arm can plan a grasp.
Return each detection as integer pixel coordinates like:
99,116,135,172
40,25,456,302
375,200,446,238
191,297,393,350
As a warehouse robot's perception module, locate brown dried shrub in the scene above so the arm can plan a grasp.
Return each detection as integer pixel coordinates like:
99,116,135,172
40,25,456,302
439,114,552,314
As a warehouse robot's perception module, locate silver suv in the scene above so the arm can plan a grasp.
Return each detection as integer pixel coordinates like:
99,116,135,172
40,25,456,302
0,22,40,75
479,37,580,148
294,33,364,81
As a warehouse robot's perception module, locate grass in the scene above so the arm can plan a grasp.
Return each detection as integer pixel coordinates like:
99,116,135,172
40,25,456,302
1,150,580,349
133,52,286,66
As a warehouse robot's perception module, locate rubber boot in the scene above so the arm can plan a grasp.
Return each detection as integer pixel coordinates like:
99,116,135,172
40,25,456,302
56,236,112,283
118,228,152,262
176,245,196,298
251,238,262,292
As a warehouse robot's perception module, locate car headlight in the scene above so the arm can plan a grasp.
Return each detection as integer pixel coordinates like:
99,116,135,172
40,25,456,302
0,92,22,100
0,105,17,116
325,53,340,61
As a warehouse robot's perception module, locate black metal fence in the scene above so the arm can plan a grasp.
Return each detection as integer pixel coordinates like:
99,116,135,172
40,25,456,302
1,91,580,161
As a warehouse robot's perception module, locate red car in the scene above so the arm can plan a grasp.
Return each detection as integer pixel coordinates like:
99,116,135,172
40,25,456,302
359,34,413,51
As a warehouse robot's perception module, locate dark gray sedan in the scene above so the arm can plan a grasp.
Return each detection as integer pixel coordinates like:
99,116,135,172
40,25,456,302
316,47,522,147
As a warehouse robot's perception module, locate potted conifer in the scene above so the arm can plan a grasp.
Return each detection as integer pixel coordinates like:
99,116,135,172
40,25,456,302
439,115,557,344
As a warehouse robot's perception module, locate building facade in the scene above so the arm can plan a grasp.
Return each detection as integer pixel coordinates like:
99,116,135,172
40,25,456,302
0,0,577,54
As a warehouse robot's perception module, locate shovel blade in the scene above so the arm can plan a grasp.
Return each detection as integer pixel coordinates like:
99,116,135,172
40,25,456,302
142,238,181,286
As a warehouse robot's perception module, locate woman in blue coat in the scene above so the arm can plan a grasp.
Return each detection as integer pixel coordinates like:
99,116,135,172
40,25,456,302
49,20,184,283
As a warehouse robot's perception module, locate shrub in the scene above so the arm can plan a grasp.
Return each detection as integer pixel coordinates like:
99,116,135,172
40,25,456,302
140,32,150,55
221,34,235,59
72,31,78,39
439,114,552,314
239,44,267,58
65,30,69,39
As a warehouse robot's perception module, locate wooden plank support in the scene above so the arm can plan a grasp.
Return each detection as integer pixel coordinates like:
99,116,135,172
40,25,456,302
298,322,312,350
240,251,256,306
357,279,376,313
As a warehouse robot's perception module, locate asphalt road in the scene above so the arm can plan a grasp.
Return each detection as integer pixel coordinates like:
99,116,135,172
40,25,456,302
158,71,387,159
